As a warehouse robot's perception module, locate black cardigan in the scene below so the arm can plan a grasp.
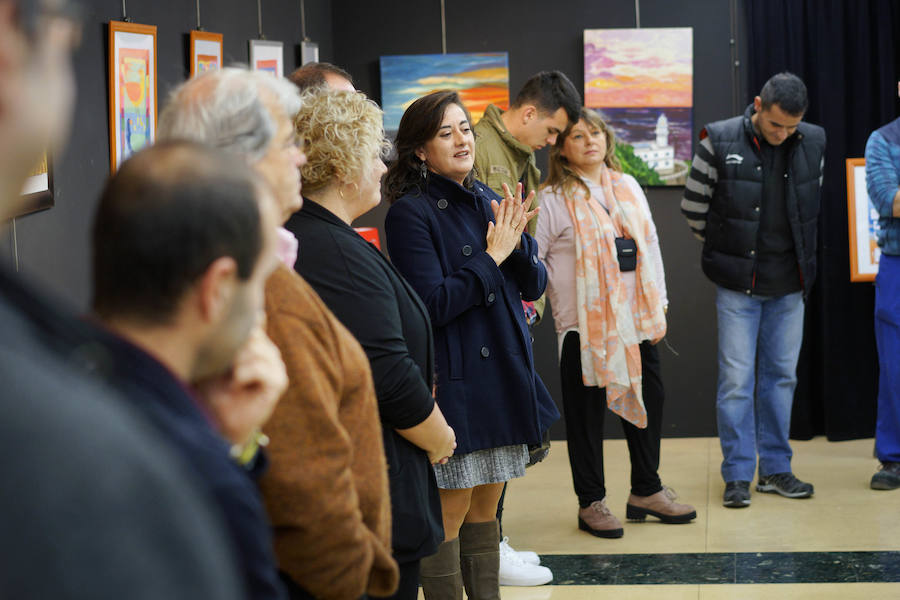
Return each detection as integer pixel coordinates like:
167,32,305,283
285,199,443,564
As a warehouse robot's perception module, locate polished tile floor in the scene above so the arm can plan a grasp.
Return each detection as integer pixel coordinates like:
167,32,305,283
422,437,900,598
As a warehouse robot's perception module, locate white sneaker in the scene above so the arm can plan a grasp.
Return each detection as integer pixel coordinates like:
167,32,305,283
498,537,553,586
499,536,541,565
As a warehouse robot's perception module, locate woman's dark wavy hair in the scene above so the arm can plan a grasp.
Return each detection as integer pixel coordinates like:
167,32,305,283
383,90,476,204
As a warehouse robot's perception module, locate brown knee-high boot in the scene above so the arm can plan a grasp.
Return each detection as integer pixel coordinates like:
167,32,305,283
419,537,463,600
459,520,500,600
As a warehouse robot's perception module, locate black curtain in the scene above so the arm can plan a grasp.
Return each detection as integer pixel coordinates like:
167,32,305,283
745,0,900,440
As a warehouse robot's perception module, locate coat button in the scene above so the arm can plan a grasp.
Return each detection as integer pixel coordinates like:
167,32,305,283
756,166,762,171
531,255,538,264
437,198,448,209
480,346,490,358
745,289,752,295
487,292,496,304
750,250,756,256
784,173,788,179
462,244,472,256
754,206,760,212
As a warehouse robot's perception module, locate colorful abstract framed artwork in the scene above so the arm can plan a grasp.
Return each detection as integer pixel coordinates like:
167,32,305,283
379,52,509,137
584,27,693,187
846,158,880,282
108,20,157,173
249,40,284,78
190,30,223,77
17,152,53,217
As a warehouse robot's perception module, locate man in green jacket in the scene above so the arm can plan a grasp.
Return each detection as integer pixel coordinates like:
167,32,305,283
474,71,581,236
473,70,580,587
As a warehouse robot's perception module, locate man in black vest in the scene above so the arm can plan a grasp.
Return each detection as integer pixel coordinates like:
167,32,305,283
681,73,826,509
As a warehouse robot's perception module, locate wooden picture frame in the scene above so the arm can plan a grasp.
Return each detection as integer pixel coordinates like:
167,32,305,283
108,20,157,173
190,30,223,77
17,152,53,217
846,158,881,282
249,39,284,78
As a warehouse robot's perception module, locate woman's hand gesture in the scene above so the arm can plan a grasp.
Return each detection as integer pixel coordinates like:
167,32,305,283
485,182,539,265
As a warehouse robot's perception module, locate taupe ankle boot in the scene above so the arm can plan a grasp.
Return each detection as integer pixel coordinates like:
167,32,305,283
420,537,463,600
459,520,500,600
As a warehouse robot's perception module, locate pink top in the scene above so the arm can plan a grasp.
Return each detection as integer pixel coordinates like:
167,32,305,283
535,174,668,347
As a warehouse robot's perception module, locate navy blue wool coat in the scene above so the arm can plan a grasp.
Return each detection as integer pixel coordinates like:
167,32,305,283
385,173,559,455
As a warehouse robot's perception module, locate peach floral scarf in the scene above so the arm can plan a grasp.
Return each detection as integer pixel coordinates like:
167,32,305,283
562,165,667,428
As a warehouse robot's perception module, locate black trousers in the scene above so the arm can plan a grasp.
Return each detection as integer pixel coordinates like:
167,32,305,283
560,331,664,507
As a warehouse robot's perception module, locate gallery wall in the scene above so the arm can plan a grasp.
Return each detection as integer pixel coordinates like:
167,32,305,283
1,0,749,439
339,0,747,439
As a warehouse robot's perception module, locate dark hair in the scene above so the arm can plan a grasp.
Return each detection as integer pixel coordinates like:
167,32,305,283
383,90,475,204
759,72,808,116
512,70,582,124
288,61,354,92
92,141,264,323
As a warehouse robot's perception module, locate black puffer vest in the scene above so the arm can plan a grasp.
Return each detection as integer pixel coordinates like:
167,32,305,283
701,104,826,298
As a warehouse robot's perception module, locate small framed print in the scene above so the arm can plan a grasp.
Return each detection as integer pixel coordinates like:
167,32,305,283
108,20,157,173
846,158,880,282
190,30,223,77
17,152,53,217
249,39,284,77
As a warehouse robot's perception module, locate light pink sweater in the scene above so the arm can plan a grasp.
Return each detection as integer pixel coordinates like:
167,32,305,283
535,174,668,352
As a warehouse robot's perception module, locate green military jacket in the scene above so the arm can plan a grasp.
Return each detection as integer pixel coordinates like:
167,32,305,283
473,103,546,320
473,104,542,237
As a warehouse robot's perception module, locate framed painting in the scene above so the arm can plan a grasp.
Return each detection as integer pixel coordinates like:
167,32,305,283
379,52,509,139
846,158,881,282
584,28,693,187
108,20,157,173
249,40,284,77
190,30,223,77
17,152,53,217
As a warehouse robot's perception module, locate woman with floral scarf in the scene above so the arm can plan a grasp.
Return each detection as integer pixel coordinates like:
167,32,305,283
535,108,696,538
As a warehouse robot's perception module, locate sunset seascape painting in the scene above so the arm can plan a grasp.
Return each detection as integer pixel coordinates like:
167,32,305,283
585,28,693,186
380,52,509,135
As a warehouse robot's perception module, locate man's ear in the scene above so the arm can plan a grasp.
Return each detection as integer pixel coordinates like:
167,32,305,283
753,95,762,112
196,256,239,324
522,105,538,123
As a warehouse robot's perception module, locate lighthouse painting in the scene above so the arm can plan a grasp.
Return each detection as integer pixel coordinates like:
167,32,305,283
584,28,693,186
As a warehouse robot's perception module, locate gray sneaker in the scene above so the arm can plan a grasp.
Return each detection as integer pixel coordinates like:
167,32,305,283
756,472,814,498
723,481,751,508
871,462,900,490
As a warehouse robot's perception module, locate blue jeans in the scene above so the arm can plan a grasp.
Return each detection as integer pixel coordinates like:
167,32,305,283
875,254,900,463
715,286,804,482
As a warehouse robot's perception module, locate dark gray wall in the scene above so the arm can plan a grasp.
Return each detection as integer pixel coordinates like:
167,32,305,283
340,0,748,439
1,0,333,307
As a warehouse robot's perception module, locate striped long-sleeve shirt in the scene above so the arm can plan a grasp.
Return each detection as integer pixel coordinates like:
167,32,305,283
680,135,717,241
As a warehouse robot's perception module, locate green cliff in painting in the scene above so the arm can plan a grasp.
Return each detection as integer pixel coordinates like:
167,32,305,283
615,142,664,186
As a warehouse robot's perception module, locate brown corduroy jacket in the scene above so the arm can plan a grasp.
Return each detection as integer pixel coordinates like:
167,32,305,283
260,265,398,600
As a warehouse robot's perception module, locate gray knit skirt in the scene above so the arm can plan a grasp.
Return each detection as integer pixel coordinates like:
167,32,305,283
433,443,529,489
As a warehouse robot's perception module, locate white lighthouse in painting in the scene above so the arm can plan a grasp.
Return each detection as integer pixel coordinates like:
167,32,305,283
634,112,675,173
656,113,669,146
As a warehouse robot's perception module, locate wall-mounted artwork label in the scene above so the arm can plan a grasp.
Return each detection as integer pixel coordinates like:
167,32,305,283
109,21,157,173
380,52,509,138
190,31,223,77
584,28,693,187
249,40,284,78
